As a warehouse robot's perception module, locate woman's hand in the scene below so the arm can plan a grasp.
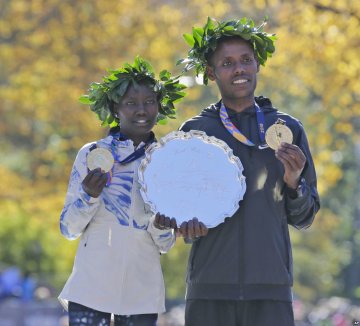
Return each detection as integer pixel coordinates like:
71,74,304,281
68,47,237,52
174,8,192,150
153,213,177,230
82,168,108,198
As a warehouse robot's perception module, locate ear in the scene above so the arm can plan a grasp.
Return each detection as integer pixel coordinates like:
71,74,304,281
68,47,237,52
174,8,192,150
206,65,216,81
255,57,260,73
111,102,120,119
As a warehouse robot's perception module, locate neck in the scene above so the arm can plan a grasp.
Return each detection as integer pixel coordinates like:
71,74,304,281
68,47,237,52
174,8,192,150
126,132,153,147
222,97,255,113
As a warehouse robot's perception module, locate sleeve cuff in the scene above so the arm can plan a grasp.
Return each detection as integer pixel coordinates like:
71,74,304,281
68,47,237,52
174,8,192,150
80,188,99,204
286,177,306,199
147,215,174,236
286,185,310,215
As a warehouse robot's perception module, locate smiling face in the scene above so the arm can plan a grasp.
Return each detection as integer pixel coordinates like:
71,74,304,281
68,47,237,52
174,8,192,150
113,83,159,146
206,37,259,112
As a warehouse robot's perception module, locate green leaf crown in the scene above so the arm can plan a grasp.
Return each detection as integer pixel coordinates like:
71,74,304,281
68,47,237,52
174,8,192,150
79,56,187,126
178,17,277,85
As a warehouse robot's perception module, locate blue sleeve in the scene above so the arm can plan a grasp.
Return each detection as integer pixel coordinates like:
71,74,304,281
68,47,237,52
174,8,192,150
59,143,100,240
147,215,176,253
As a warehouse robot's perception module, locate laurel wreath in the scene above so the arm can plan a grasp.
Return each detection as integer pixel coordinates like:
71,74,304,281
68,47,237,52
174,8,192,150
79,56,187,126
177,17,277,85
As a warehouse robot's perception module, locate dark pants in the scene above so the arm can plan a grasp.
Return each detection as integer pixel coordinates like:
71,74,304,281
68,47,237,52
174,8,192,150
68,301,158,326
185,299,295,326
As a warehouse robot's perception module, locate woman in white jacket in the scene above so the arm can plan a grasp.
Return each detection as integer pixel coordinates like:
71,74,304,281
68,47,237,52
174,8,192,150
59,57,185,326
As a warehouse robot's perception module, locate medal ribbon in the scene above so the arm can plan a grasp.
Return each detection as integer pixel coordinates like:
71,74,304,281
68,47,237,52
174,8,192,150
220,101,265,146
103,132,155,186
110,132,156,165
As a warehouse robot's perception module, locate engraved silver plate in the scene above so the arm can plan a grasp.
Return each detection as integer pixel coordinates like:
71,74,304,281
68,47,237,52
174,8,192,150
138,130,246,228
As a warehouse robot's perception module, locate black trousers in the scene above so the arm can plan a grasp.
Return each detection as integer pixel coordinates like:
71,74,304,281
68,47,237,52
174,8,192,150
68,301,158,326
185,299,295,326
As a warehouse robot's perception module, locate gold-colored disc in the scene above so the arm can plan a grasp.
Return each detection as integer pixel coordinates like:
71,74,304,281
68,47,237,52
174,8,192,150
265,124,293,150
87,147,114,172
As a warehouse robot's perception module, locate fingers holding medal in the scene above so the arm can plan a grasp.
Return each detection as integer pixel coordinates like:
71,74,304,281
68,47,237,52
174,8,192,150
82,168,108,198
83,147,114,198
266,120,306,188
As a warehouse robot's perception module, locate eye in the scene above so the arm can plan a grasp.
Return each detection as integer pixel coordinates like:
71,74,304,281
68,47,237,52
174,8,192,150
145,99,155,104
222,61,232,67
241,57,254,64
126,101,135,105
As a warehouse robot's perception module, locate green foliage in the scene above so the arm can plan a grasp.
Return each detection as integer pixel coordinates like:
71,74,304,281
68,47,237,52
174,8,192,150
161,240,191,299
177,16,276,84
79,56,186,126
0,198,77,290
0,0,359,305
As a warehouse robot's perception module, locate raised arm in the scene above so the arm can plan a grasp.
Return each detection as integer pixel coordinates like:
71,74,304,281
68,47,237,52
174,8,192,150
59,144,106,240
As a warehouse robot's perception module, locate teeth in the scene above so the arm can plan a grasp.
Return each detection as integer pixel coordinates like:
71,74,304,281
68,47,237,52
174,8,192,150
136,120,147,123
233,79,247,84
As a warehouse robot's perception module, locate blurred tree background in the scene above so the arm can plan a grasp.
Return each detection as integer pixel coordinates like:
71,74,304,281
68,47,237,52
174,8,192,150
0,0,359,307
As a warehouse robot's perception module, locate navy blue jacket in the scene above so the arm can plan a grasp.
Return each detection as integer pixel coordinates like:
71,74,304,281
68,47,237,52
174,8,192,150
180,97,320,301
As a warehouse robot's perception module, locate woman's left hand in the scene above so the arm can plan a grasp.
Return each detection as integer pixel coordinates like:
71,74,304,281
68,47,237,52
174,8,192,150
153,213,177,230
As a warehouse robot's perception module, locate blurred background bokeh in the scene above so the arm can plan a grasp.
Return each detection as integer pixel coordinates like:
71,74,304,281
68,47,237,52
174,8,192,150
0,0,359,325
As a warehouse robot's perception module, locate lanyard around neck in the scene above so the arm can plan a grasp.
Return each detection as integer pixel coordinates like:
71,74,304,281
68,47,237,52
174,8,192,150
110,132,155,165
219,101,266,148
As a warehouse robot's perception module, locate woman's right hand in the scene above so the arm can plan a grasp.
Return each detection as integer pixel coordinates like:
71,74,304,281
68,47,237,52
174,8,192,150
82,168,108,198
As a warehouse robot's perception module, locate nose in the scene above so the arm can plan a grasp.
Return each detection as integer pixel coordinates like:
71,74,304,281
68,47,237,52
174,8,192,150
234,61,246,75
135,103,146,115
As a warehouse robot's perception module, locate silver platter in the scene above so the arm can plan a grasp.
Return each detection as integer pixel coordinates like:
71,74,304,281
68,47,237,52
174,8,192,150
138,130,246,228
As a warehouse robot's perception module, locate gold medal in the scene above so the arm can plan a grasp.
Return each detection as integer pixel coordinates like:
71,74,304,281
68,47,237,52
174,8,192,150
87,148,114,172
265,119,293,150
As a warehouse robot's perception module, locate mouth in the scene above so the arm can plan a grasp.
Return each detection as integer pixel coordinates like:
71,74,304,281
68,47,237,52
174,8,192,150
133,119,150,126
232,78,249,85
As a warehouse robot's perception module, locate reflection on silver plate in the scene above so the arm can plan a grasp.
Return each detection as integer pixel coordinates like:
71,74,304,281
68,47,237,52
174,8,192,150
138,130,246,228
